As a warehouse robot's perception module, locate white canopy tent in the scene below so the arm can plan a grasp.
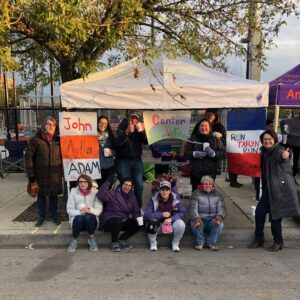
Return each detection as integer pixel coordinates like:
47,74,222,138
60,55,269,109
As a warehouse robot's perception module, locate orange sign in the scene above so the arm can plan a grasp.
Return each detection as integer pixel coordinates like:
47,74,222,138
60,136,99,159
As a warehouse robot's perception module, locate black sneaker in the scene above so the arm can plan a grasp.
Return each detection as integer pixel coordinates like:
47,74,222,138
35,219,44,227
51,219,61,226
119,240,133,250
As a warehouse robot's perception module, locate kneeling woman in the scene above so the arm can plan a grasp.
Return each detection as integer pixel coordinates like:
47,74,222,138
189,176,226,251
144,181,186,252
96,177,142,252
67,174,103,252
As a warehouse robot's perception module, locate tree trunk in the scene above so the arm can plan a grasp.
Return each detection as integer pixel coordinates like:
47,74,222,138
60,61,81,83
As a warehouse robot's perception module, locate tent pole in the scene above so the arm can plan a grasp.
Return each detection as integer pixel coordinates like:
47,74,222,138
274,105,280,133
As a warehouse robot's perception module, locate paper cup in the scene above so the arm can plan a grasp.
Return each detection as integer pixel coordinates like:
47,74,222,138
104,148,110,157
136,216,144,226
136,122,143,132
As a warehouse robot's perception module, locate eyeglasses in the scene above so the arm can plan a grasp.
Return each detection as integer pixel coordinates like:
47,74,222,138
99,122,108,125
46,123,56,127
79,180,88,183
123,183,132,187
160,188,171,191
203,182,213,185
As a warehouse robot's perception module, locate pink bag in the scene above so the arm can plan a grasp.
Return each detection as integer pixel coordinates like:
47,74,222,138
162,223,173,234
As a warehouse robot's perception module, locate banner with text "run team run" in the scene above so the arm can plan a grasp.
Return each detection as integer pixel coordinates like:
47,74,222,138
226,109,266,177
59,112,101,181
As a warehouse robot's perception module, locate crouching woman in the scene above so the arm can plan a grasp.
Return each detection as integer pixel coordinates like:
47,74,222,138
144,181,187,252
66,174,103,252
189,175,226,251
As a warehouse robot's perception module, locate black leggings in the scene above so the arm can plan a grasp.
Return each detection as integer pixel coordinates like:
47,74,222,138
292,146,300,176
103,218,140,243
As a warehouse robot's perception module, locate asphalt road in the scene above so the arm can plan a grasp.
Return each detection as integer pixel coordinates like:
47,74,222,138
1,246,300,300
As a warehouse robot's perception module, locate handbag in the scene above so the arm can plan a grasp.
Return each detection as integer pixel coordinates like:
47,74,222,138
162,222,173,234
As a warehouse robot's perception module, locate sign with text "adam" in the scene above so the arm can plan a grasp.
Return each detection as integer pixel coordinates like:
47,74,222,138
59,112,101,181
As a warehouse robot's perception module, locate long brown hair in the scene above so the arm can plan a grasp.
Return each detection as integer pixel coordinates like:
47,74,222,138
76,174,93,189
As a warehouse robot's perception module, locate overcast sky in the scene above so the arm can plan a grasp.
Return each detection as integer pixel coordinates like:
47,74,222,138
228,14,300,81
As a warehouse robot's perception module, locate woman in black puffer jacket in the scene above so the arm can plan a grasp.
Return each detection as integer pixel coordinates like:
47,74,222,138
186,119,225,190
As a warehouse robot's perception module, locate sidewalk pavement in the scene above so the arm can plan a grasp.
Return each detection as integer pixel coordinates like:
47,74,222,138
0,173,299,250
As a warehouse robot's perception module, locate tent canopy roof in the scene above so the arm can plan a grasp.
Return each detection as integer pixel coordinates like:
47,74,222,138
269,64,300,107
60,55,269,109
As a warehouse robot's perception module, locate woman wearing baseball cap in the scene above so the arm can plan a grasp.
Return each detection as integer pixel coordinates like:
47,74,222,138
144,180,186,252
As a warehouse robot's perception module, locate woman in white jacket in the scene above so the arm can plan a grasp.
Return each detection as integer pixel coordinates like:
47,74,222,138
67,174,103,252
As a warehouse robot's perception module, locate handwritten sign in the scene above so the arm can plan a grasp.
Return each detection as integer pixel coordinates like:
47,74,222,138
143,111,191,144
59,112,100,181
227,109,266,177
59,112,97,136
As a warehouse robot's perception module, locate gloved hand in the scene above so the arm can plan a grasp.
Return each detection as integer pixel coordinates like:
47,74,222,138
194,218,201,229
193,151,207,159
205,146,216,157
212,132,222,139
107,173,116,183
214,216,223,227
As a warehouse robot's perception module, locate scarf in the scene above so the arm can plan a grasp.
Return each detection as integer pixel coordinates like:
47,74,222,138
79,188,91,197
98,131,108,148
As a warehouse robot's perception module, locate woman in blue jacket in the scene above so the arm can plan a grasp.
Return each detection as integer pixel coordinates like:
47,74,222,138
144,181,186,252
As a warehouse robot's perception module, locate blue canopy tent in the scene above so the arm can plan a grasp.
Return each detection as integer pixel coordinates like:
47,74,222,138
269,64,300,131
269,64,300,107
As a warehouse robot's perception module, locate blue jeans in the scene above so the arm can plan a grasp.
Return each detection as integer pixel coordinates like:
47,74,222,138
116,159,144,208
72,214,98,239
37,195,58,221
190,218,224,245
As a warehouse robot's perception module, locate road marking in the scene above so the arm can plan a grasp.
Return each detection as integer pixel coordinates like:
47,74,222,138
31,227,39,234
54,223,62,234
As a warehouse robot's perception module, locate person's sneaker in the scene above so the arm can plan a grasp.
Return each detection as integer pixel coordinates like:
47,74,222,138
195,244,204,251
172,241,180,252
119,240,133,250
35,219,44,227
67,240,77,252
111,242,121,252
51,219,61,226
205,243,218,251
88,238,99,251
149,241,157,251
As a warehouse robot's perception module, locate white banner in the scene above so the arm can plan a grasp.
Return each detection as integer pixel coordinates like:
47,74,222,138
62,158,101,181
226,130,263,154
59,112,97,136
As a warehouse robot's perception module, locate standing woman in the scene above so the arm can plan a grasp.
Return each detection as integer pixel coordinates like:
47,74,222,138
97,116,116,188
186,118,225,190
25,116,63,227
249,130,300,251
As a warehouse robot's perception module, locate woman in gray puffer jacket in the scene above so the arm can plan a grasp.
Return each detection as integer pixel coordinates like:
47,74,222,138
189,175,226,251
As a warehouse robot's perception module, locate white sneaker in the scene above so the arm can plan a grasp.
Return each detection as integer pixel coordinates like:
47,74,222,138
149,241,157,251
172,241,180,252
67,240,77,253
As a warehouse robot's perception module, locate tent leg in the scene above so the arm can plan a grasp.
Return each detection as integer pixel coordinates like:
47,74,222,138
274,105,280,133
